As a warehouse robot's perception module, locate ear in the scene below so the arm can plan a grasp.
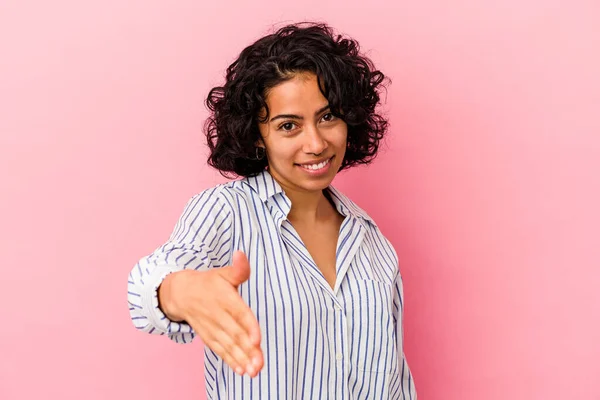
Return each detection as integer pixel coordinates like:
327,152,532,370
255,138,265,148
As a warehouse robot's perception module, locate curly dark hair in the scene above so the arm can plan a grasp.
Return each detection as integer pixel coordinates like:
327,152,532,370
204,22,390,178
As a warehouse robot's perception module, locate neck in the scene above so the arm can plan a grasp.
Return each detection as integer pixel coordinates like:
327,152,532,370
269,176,334,224
286,188,332,224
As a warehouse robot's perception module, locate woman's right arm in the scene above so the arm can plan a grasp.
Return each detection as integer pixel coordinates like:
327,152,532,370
127,186,233,343
127,186,263,376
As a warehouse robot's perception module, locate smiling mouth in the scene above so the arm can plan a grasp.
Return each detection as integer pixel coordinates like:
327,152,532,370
296,156,333,171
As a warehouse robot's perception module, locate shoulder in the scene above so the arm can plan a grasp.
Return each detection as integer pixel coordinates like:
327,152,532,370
169,183,238,243
185,178,260,215
217,178,260,209
185,182,230,209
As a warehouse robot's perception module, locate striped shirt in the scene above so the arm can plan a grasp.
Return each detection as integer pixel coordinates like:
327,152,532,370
128,170,417,399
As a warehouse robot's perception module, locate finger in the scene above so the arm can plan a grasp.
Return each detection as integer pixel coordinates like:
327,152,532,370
219,251,251,287
215,311,261,371
222,287,263,360
191,308,264,377
206,338,246,376
216,326,255,375
226,306,263,374
215,290,264,376
192,319,249,376
216,274,261,346
248,349,264,377
230,301,262,347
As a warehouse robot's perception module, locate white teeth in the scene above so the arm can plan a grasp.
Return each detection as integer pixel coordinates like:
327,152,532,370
303,159,329,170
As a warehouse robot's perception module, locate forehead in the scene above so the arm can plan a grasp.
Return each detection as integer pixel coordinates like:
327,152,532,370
264,73,328,112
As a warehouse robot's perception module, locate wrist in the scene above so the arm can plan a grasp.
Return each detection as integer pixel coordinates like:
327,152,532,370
158,270,189,322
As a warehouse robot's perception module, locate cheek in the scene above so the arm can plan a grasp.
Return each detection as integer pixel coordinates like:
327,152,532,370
265,141,296,165
333,126,348,148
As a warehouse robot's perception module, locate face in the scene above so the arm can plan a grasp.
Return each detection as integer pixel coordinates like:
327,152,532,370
257,72,347,194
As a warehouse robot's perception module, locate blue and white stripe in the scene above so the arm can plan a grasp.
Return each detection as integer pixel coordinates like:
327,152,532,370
128,170,417,399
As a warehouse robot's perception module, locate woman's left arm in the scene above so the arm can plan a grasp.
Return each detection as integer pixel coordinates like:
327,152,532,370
391,270,418,399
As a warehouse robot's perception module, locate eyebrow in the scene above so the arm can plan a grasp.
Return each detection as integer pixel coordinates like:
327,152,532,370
269,105,330,122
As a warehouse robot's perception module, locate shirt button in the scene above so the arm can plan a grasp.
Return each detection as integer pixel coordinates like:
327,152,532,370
336,353,343,361
334,304,342,311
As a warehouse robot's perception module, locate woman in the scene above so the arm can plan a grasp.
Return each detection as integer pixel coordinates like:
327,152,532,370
128,22,417,399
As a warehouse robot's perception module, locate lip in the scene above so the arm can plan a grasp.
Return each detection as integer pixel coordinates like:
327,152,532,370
296,156,333,167
295,156,334,176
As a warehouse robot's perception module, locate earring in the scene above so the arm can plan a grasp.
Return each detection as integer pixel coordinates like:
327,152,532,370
255,147,266,160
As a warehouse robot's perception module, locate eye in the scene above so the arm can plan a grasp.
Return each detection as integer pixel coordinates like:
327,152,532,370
321,112,336,122
279,122,297,132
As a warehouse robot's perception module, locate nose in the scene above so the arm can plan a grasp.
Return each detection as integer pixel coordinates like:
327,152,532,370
302,125,328,155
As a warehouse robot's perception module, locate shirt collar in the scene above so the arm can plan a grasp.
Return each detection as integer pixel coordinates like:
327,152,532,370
244,169,286,202
243,170,375,225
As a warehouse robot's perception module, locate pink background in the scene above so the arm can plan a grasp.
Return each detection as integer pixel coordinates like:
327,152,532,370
1,1,599,399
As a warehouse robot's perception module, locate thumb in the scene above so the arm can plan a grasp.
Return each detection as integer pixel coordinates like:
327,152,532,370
219,251,251,287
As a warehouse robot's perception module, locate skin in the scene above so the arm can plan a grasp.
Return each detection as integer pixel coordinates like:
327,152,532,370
159,72,347,378
257,72,347,288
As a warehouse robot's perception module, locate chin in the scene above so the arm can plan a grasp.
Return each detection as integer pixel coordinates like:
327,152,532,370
294,170,338,191
299,181,332,192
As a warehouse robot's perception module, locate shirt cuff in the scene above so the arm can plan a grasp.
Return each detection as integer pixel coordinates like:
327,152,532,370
141,266,192,335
